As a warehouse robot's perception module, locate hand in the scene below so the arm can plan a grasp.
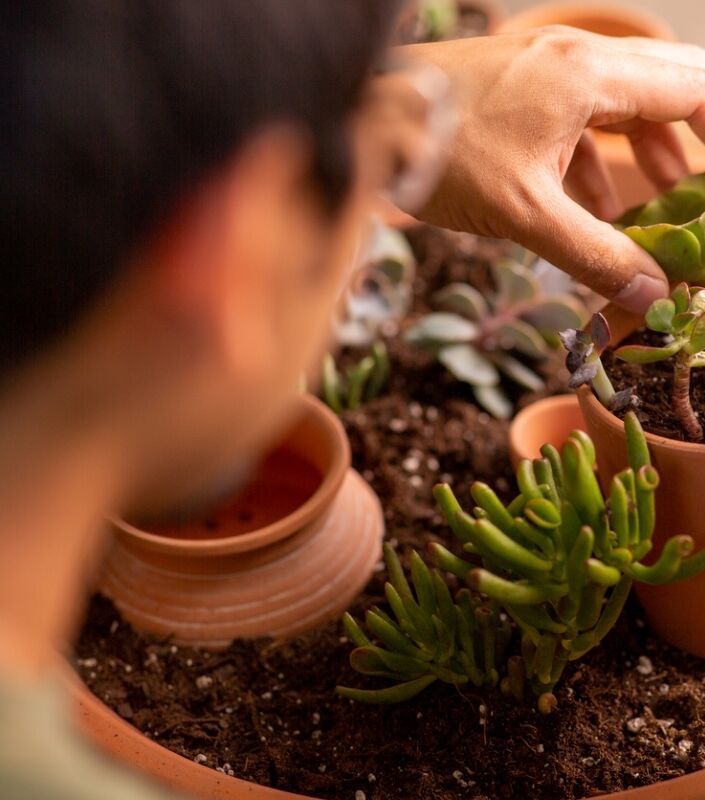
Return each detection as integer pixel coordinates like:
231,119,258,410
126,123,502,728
405,28,705,312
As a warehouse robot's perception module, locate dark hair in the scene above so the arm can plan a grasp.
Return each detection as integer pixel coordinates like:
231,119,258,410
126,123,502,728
0,0,401,370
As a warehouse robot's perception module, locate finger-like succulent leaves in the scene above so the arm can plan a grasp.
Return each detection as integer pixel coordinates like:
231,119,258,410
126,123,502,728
407,258,587,418
320,342,390,414
617,173,705,282
336,544,508,704
430,413,705,701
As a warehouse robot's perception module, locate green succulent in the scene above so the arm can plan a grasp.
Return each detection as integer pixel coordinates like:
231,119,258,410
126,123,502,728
616,283,705,442
405,258,587,418
336,544,510,704
321,341,390,414
430,412,705,701
618,173,705,283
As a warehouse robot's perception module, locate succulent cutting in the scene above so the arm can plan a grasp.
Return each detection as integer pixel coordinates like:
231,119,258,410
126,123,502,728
321,341,390,413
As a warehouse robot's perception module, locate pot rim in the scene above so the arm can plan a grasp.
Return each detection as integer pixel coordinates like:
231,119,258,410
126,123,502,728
495,1,676,40
109,394,351,556
508,394,582,462
63,660,705,800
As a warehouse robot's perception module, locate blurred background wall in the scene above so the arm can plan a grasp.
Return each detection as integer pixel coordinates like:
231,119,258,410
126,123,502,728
503,0,704,45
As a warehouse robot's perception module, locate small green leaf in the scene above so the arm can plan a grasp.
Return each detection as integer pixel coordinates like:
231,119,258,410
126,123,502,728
645,298,676,333
473,384,512,419
438,344,499,387
433,283,489,322
672,282,691,314
490,352,545,392
615,342,682,364
671,312,697,334
492,259,539,305
405,313,478,345
521,296,587,340
496,319,549,359
336,674,437,704
687,314,705,354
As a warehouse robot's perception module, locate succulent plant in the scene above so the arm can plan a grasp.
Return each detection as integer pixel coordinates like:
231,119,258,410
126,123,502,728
615,283,705,442
617,173,705,283
405,258,587,418
321,341,390,414
335,221,415,347
430,412,705,705
560,313,636,413
336,544,510,704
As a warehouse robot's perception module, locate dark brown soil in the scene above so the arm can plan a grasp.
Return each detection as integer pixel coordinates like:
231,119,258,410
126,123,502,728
74,226,705,799
603,328,705,442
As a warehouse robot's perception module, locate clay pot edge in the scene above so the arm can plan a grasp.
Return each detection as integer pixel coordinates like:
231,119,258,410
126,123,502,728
110,394,351,556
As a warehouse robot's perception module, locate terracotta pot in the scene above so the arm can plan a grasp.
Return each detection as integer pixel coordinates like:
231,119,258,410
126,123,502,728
495,3,705,209
577,304,705,657
99,394,384,647
508,394,586,467
65,663,705,800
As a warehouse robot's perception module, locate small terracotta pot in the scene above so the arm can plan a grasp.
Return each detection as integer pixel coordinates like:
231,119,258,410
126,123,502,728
508,394,586,467
495,4,705,209
65,663,705,800
577,304,705,657
99,395,383,648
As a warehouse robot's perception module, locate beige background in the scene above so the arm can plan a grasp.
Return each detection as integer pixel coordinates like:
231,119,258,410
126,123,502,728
502,0,704,46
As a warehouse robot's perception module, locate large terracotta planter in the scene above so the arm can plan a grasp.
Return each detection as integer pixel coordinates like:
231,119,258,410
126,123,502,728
496,3,705,209
65,664,705,800
99,394,384,647
577,304,705,658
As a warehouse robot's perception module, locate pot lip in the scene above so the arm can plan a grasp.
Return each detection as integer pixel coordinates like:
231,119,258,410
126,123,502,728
508,394,582,456
495,1,676,40
62,659,705,800
109,394,351,556
578,386,705,454
63,664,316,799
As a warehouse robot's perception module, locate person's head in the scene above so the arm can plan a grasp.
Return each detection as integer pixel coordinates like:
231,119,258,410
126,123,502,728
2,0,403,519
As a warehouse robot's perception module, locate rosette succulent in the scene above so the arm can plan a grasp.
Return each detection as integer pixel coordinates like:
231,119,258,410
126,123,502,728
405,258,587,418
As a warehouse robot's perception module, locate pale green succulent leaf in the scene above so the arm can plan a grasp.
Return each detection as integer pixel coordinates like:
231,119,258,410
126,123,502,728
644,298,676,333
433,282,489,322
405,313,478,345
473,384,512,419
521,296,588,340
492,259,539,305
615,342,682,364
496,319,549,359
438,344,499,387
490,352,545,392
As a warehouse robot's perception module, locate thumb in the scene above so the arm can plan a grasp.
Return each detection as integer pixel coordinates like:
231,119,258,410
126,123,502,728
516,184,668,313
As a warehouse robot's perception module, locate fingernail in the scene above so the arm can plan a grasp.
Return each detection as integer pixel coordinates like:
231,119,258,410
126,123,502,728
614,274,668,313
